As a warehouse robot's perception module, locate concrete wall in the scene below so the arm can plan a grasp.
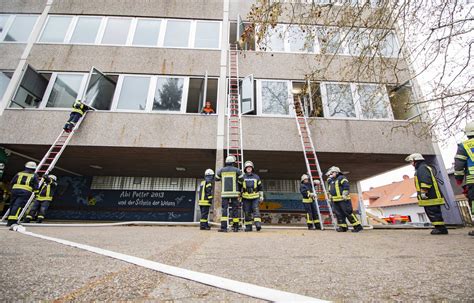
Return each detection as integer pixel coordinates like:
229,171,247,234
0,44,25,70
242,116,435,155
50,0,223,20
0,0,46,13
27,45,221,76
239,52,409,83
0,110,218,149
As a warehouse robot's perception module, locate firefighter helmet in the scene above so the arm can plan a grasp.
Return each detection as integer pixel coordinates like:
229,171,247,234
405,153,425,162
25,161,37,170
326,166,341,176
225,155,236,164
204,169,214,176
465,121,474,136
301,174,309,182
49,175,57,182
244,161,254,169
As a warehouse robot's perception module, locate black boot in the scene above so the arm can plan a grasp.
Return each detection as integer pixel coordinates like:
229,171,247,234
255,221,262,232
245,225,252,232
431,227,448,235
37,218,43,223
352,224,363,233
314,222,321,230
218,228,228,232
336,226,348,232
23,217,31,223
468,230,474,236
307,223,315,230
7,219,15,227
232,223,239,232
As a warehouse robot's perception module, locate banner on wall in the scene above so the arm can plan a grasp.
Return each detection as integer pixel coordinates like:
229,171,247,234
47,177,195,221
259,192,331,213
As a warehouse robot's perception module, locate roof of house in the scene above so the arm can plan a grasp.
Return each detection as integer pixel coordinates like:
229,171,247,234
364,175,418,208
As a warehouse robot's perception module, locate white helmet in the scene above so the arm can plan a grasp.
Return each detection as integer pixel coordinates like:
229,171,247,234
244,161,254,169
326,166,341,176
25,161,37,170
465,121,474,136
405,153,425,162
225,155,236,164
313,179,321,185
204,169,214,176
49,174,57,182
301,174,309,182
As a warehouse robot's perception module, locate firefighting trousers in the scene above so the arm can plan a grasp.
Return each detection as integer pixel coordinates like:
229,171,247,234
27,200,51,219
243,198,261,226
332,200,361,227
7,190,31,223
199,205,210,227
424,205,446,229
64,112,82,131
221,198,240,230
302,202,320,224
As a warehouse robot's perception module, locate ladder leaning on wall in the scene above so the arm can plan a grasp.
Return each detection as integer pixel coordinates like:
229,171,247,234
1,112,89,224
291,95,337,230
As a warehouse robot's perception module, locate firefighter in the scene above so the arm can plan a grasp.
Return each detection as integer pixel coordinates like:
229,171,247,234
215,155,243,232
241,161,264,232
453,121,474,236
405,153,448,235
7,161,39,226
326,166,363,232
300,174,321,230
24,174,57,223
64,100,90,133
198,169,215,230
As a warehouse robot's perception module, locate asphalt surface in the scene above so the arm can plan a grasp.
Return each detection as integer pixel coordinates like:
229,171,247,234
1,225,473,302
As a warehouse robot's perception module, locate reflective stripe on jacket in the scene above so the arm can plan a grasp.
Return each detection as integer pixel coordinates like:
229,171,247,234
414,162,445,206
328,174,349,202
242,173,262,199
198,180,213,206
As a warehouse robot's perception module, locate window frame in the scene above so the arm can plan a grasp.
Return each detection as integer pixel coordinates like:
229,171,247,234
192,20,222,49
0,14,39,43
99,16,133,46
320,81,360,120
39,72,88,110
67,15,104,45
37,15,74,44
354,83,394,120
111,74,190,114
256,79,294,117
130,17,162,47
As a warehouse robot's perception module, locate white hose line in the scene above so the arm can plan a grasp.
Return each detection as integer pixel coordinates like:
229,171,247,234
15,226,328,303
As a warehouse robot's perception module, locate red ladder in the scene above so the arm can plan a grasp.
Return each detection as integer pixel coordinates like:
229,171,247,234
292,95,337,230
2,111,89,223
227,43,244,170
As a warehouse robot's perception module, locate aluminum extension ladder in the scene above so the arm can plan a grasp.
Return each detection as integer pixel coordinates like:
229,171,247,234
291,95,337,230
226,43,245,229
1,111,89,224
227,43,244,170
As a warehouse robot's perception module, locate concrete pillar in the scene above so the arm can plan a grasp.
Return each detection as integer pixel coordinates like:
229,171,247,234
0,0,54,115
212,0,230,222
356,181,370,226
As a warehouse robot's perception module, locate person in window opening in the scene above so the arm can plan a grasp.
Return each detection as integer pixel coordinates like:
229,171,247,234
453,121,474,236
299,174,321,230
241,161,263,232
201,101,215,114
405,153,448,235
326,166,363,233
64,100,91,133
197,169,215,230
24,174,57,224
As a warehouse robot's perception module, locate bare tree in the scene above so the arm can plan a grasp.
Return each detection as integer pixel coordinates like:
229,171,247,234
242,0,473,142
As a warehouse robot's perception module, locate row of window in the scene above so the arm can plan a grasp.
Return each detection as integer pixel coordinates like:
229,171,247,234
0,14,221,49
1,68,417,121
270,0,382,7
258,24,400,57
0,13,398,58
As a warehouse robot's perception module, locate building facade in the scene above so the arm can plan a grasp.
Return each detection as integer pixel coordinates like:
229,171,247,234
0,0,463,224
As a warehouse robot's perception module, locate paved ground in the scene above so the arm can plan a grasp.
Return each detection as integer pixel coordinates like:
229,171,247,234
1,225,473,302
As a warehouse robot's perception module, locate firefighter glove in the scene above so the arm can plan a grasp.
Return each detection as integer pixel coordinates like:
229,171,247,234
342,190,350,200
